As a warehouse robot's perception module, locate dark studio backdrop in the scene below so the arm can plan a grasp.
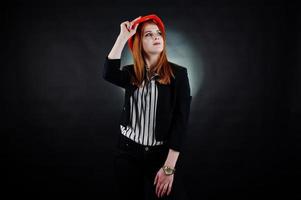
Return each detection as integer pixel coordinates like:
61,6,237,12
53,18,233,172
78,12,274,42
4,0,299,199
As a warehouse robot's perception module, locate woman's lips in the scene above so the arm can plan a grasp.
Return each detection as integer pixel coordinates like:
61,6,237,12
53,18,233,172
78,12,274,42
153,42,161,45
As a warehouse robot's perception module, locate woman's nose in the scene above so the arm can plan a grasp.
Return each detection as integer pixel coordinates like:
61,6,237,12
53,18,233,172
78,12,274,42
153,33,161,39
153,35,160,40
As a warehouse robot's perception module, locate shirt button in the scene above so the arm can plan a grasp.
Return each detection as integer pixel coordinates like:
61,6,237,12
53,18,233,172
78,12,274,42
145,147,149,151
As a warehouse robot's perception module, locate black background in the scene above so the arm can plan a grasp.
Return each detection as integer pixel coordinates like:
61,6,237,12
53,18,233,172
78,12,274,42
4,0,299,199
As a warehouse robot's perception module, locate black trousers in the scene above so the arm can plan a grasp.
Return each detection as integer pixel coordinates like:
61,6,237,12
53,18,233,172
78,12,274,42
113,134,178,200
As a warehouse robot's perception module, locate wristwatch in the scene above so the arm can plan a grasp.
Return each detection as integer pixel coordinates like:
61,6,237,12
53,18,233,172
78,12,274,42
162,166,176,176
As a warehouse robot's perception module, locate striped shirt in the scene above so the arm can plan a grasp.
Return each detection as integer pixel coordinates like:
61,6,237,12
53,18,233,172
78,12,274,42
120,67,164,146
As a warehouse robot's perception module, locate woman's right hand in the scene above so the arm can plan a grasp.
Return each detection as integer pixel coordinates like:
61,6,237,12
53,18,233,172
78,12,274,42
119,16,142,41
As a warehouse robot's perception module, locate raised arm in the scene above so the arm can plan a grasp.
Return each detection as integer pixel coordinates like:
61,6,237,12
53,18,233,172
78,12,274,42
107,34,127,59
103,16,141,88
108,16,141,59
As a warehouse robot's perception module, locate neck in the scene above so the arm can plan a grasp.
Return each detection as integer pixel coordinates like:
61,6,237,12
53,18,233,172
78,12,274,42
144,54,160,69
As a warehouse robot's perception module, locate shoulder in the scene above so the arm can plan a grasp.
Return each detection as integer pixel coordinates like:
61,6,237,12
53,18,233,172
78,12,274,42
168,61,188,74
122,64,133,69
168,62,188,82
121,64,134,73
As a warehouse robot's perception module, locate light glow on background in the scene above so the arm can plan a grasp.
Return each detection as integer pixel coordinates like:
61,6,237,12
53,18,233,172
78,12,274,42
122,29,204,98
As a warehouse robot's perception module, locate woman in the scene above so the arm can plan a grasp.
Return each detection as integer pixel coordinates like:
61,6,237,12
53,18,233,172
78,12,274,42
103,14,192,200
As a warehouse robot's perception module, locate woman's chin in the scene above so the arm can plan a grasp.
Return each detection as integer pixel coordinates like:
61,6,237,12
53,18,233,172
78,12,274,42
149,49,163,54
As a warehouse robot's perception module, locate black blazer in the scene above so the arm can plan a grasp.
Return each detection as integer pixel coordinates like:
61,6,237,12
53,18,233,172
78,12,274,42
103,56,192,152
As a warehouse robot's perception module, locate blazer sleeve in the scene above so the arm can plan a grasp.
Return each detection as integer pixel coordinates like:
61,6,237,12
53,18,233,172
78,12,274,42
102,55,131,89
168,68,192,152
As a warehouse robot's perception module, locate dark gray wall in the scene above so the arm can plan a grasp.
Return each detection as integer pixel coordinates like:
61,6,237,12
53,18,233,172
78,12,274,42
4,0,299,199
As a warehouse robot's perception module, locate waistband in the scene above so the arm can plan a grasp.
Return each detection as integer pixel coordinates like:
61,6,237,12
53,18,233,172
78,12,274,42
117,134,168,153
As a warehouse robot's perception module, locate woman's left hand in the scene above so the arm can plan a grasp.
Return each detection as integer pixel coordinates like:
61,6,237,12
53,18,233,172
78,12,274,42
154,168,174,198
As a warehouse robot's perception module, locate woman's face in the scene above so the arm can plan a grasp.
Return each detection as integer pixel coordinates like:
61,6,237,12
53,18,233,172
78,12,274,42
142,23,164,56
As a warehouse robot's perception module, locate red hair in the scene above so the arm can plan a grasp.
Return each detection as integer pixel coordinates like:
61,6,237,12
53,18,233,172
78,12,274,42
129,19,174,87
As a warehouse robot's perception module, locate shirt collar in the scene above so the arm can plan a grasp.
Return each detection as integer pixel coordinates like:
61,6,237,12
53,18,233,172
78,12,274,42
144,65,159,80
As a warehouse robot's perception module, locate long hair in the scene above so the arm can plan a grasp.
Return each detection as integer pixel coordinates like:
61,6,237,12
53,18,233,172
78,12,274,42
130,20,174,87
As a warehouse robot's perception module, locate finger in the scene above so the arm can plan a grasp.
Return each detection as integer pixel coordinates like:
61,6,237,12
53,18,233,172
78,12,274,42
159,185,165,197
155,183,160,197
130,16,141,29
156,183,163,197
159,184,166,198
155,185,159,198
167,183,172,196
123,21,129,26
154,175,158,185
121,20,129,25
130,21,138,30
163,184,169,197
127,22,132,31
157,184,162,198
132,22,139,31
124,22,130,31
162,186,168,197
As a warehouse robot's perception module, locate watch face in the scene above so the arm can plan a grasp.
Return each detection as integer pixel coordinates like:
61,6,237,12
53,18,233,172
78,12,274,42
163,166,174,175
165,168,173,174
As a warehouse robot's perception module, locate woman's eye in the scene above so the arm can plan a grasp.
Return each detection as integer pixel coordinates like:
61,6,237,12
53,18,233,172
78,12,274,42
145,32,161,37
